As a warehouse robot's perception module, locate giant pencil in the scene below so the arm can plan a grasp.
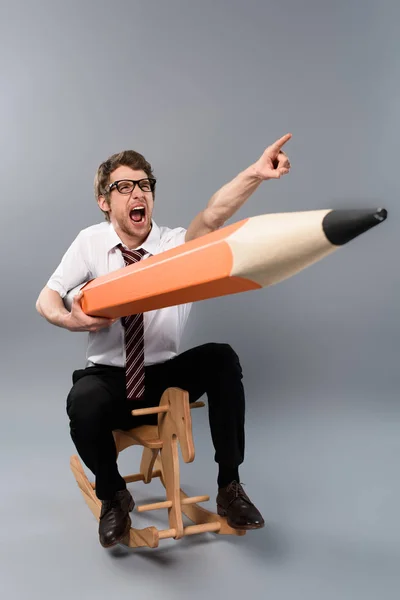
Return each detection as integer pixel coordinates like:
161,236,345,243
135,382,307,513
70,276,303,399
68,208,387,318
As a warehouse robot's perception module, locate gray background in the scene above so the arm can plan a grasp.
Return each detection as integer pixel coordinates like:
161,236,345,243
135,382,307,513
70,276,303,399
1,0,399,599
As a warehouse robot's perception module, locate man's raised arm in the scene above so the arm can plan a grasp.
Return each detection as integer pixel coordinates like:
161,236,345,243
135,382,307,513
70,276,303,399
185,133,292,242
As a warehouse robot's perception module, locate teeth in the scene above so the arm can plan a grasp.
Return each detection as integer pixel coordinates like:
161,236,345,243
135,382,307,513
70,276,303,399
131,206,145,211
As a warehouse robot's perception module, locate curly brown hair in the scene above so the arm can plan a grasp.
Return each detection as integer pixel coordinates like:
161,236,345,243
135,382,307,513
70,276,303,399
94,150,156,221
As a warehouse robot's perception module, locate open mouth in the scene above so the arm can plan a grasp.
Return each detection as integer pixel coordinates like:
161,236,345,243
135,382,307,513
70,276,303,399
129,206,146,224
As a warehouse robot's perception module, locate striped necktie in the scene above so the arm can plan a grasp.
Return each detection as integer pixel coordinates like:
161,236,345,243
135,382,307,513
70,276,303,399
118,245,148,400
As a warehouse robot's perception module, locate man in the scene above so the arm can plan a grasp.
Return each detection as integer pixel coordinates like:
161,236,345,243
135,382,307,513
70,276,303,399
36,133,291,548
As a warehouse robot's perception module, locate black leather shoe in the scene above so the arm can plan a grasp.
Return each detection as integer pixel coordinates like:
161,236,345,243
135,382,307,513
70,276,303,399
98,489,135,548
217,481,265,530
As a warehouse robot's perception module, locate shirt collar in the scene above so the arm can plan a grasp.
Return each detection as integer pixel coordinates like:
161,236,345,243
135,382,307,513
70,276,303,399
106,220,161,255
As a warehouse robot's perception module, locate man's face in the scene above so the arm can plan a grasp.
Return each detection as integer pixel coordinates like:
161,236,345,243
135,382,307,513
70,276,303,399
98,166,155,241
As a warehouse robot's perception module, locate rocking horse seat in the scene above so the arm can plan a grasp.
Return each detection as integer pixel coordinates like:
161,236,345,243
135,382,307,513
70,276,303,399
114,425,163,450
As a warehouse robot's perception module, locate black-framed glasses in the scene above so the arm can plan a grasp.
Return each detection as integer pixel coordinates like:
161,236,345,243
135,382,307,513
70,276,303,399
108,178,156,194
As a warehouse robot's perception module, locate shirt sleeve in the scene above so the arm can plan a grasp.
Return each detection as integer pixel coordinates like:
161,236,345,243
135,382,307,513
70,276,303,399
46,232,91,298
161,226,187,250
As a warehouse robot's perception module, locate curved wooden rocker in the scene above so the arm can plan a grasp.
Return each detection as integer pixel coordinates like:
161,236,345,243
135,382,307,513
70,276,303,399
70,387,246,548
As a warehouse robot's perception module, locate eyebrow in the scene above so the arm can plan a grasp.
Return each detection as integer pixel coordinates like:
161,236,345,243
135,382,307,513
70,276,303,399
111,177,149,182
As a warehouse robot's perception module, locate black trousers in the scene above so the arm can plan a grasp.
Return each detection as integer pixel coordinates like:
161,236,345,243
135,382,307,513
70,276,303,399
66,343,245,499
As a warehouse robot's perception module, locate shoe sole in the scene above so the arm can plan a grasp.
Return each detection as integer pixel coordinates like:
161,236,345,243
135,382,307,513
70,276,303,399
217,505,265,530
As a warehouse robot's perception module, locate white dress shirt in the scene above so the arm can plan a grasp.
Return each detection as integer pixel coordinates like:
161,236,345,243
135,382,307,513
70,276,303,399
47,220,192,367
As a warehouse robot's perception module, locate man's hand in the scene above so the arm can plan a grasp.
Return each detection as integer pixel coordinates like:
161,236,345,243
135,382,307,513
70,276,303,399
252,133,292,180
64,292,117,332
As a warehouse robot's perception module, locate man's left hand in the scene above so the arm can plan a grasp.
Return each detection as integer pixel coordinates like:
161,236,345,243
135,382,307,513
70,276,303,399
252,133,292,180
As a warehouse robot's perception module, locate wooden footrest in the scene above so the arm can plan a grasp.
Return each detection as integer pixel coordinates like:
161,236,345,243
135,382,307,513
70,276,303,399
137,495,210,513
159,521,221,540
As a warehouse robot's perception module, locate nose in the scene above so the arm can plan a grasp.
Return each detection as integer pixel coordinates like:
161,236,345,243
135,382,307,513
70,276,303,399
130,184,144,199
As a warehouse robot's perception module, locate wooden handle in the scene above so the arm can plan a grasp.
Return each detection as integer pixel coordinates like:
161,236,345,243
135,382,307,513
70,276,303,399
131,401,204,417
131,406,169,417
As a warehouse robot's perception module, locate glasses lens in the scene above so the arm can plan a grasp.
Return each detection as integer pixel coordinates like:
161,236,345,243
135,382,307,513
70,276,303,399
138,179,153,192
116,180,134,194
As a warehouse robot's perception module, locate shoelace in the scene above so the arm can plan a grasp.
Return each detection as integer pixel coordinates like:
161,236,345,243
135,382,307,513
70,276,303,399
228,481,251,504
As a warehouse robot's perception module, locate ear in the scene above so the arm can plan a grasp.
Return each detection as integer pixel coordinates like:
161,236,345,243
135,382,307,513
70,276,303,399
97,195,110,213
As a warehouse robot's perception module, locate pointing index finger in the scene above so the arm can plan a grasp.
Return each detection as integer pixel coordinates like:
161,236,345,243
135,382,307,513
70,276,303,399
270,133,292,152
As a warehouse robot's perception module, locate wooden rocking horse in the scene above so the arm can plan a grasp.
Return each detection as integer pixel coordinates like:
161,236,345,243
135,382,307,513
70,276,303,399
70,387,246,548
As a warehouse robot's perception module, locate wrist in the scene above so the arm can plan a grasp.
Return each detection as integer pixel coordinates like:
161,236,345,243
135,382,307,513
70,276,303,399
59,310,74,331
248,163,270,182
